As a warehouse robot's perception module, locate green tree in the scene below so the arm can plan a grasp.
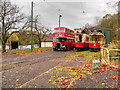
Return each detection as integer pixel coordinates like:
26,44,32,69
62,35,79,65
97,13,119,41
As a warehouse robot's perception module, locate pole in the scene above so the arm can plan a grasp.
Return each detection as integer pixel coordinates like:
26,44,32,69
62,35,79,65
59,15,60,27
31,2,33,52
59,15,62,27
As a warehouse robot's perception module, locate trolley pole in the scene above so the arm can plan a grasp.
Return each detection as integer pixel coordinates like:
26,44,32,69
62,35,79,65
31,1,33,52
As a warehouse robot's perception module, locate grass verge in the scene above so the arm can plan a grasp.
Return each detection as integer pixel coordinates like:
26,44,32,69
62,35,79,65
65,51,101,62
2,47,53,55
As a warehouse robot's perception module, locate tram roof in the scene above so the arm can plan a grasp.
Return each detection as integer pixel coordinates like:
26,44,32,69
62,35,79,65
54,27,74,32
88,27,112,31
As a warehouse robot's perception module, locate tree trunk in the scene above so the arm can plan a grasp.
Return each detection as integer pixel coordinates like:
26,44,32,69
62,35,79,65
2,42,6,53
39,41,41,48
37,32,41,48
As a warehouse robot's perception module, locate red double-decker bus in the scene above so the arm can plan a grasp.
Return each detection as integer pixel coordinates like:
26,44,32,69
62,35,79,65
53,27,75,51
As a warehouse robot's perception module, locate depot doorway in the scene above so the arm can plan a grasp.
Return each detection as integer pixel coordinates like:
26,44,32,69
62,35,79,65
11,41,18,49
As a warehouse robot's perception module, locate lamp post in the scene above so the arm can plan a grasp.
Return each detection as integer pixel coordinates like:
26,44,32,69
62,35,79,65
31,1,33,52
59,14,62,27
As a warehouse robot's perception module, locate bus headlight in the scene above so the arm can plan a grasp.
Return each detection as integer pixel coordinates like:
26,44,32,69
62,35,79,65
62,45,65,48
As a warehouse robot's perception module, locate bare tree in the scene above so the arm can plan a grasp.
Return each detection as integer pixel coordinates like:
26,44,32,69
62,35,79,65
33,15,51,48
0,1,28,52
106,1,119,12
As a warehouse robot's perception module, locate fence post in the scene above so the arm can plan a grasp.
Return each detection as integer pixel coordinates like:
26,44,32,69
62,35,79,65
107,49,110,64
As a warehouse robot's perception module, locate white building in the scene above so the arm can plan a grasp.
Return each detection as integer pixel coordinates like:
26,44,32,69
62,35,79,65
41,34,53,47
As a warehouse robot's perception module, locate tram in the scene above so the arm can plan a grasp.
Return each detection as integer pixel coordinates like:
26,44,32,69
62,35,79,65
74,28,90,51
89,30,105,51
53,27,75,51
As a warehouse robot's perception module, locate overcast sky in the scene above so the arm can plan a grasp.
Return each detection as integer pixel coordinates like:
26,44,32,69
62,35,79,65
10,0,118,31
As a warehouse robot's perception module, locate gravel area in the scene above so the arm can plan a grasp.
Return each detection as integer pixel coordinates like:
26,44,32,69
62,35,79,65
2,50,76,88
2,50,119,88
21,57,89,88
74,70,119,88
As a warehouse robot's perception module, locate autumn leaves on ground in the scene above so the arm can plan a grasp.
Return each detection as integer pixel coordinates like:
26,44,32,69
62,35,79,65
2,47,119,88
2,47,53,57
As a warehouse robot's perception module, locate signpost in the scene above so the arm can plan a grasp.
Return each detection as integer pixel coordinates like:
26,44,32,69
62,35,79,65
93,60,100,69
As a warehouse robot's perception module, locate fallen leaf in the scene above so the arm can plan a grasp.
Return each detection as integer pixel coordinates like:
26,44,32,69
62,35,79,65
91,78,94,80
45,71,50,74
16,71,19,73
71,72,77,76
49,79,52,82
96,81,98,83
16,79,19,82
51,76,55,78
58,68,63,71
102,83,105,86
51,82,56,85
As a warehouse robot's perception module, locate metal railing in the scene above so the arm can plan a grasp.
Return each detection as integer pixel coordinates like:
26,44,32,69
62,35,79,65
101,46,120,65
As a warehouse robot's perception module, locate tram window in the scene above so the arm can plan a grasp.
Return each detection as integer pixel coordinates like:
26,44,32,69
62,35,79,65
79,35,82,42
95,38,97,41
99,38,101,41
92,37,93,41
86,37,89,41
95,38,98,43
75,37,78,41
90,37,92,41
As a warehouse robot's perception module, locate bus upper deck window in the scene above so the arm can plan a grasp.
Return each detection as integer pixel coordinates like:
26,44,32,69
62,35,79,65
54,29,58,33
65,29,67,32
60,29,64,32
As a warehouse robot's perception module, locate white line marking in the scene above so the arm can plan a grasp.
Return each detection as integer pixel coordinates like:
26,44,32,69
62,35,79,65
67,64,86,89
